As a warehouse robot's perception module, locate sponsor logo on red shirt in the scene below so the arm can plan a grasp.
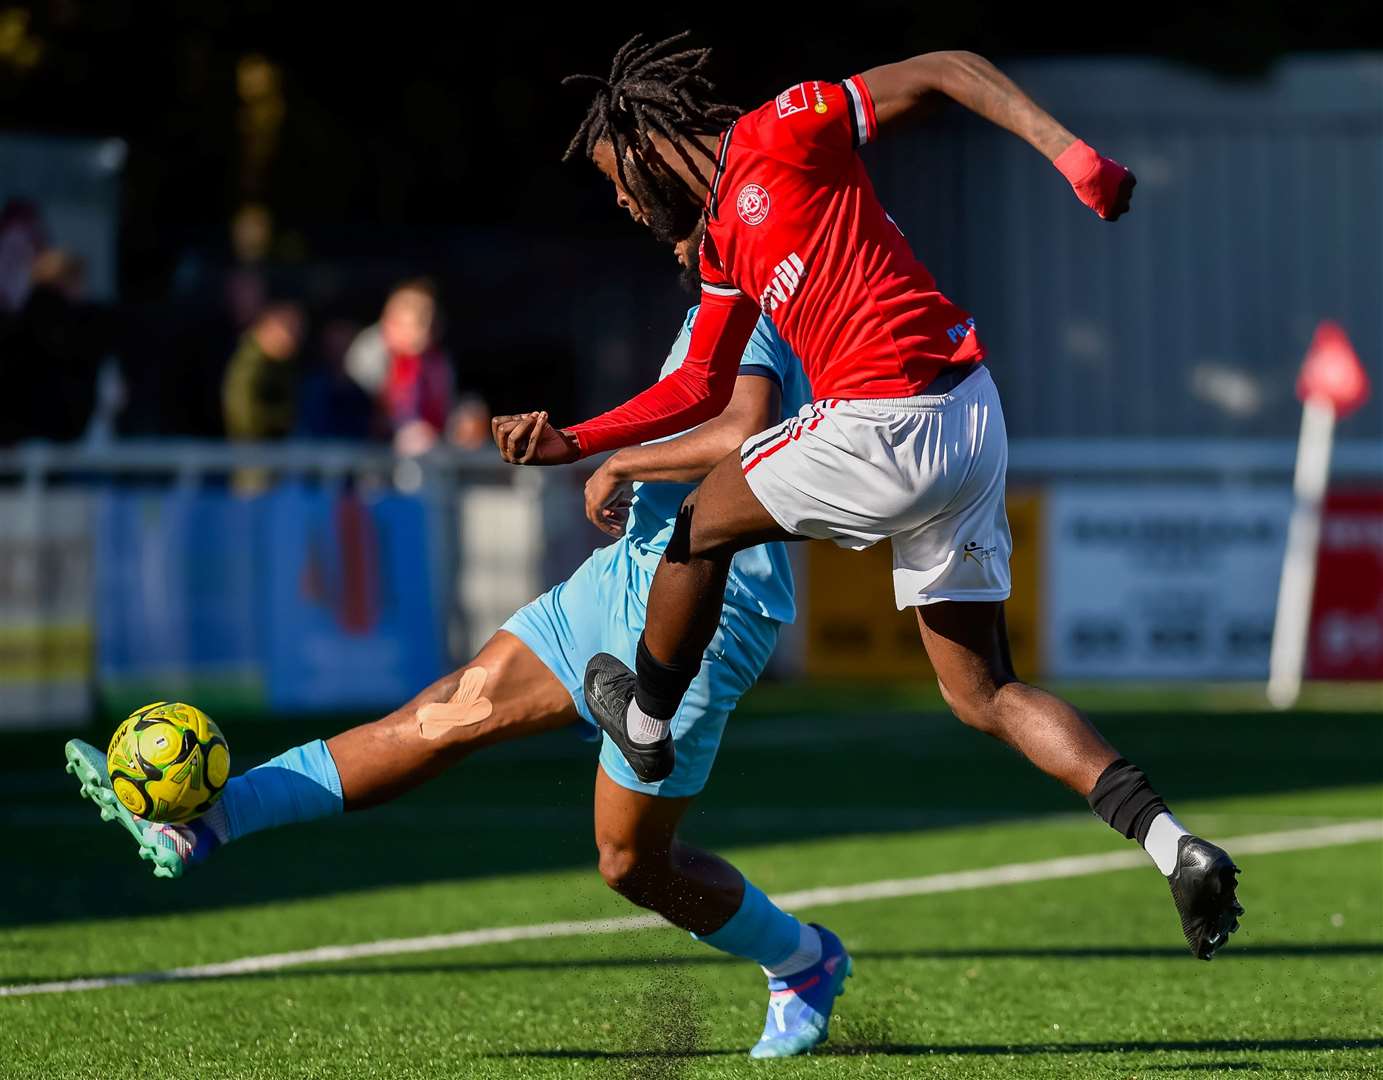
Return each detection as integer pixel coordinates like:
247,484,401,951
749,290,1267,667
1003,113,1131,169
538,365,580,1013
775,84,809,118
759,253,805,313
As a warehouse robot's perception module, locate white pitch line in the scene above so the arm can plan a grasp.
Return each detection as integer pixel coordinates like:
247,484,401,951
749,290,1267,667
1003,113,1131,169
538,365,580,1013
3,819,1378,999
769,820,1383,910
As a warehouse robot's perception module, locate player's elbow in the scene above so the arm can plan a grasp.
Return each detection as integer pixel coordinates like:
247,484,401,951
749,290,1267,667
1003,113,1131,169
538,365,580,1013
910,50,991,100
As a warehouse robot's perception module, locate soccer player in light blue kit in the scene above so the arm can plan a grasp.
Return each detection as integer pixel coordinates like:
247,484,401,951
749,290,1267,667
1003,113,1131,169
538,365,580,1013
65,222,853,1058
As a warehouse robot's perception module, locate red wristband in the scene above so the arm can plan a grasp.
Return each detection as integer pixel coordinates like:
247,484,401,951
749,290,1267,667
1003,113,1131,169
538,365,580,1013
1054,139,1131,220
1054,138,1101,187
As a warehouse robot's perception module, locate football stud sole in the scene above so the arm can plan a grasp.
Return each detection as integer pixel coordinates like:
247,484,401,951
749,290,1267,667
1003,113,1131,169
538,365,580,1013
64,740,184,880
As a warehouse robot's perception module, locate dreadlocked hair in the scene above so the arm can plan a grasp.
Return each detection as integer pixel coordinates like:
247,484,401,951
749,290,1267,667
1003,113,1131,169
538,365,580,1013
562,31,741,209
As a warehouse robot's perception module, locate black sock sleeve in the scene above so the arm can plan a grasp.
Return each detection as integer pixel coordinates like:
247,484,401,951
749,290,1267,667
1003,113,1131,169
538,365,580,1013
633,635,701,720
1087,758,1170,845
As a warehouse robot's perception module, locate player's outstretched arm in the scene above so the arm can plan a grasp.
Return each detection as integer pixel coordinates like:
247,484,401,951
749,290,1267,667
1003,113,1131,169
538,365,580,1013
859,51,1135,221
494,290,760,467
584,373,781,537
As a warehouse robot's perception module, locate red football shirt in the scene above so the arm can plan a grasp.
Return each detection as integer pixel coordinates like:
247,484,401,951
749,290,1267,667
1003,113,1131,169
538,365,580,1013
571,75,984,456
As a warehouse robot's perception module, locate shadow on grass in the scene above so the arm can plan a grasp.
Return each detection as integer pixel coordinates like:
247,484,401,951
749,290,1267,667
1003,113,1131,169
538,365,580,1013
7,941,1380,991
485,1037,1383,1061
821,1037,1383,1058
4,706,1381,925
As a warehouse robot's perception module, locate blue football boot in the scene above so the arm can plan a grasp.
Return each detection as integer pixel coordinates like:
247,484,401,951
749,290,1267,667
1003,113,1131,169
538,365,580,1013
750,924,853,1059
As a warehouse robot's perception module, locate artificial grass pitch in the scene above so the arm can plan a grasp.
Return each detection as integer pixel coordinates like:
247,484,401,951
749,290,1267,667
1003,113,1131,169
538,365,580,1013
2,696,1379,1078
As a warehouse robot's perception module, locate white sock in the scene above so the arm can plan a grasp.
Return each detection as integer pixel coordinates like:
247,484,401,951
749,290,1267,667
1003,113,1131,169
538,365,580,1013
1144,812,1190,875
762,923,822,979
624,700,670,745
153,822,199,861
199,801,231,843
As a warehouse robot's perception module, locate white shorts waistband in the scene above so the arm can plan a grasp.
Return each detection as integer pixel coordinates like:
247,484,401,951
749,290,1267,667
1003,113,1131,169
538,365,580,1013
831,364,991,413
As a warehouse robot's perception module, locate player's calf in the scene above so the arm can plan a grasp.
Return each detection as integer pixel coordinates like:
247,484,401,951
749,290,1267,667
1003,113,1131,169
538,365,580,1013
600,858,850,1053
592,772,850,1056
921,603,1244,959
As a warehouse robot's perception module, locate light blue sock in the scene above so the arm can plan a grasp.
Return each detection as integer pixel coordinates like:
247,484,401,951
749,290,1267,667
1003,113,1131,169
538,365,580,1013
693,878,803,969
202,739,343,844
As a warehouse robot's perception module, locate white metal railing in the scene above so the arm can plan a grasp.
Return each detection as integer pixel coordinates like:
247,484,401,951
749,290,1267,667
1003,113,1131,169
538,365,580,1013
1007,438,1381,479
4,436,1373,665
0,436,1376,728
0,440,565,701
0,440,508,484
0,437,1377,481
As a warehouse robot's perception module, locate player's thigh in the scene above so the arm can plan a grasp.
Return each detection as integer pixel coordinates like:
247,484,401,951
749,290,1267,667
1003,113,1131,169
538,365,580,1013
328,630,577,807
449,629,579,747
914,600,1017,706
675,447,794,561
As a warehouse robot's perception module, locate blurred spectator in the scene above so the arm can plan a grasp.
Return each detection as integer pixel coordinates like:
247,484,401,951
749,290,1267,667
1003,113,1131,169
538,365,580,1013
230,203,275,265
236,56,285,204
295,314,374,440
142,206,276,439
222,302,304,440
449,393,492,451
0,199,45,315
346,278,488,455
0,249,112,445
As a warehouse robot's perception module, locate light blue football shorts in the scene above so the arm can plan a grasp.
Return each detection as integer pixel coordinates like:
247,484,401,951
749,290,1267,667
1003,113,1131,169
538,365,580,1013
501,540,779,798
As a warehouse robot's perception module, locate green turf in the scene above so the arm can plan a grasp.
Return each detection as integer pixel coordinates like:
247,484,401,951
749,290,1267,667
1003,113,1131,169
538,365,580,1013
1,689,1380,1078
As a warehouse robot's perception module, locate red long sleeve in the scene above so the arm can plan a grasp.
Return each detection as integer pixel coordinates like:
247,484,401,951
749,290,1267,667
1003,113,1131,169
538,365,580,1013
569,287,761,457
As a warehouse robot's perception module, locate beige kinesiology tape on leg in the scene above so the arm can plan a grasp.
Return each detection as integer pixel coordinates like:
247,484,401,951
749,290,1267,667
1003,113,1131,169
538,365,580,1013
417,666,494,740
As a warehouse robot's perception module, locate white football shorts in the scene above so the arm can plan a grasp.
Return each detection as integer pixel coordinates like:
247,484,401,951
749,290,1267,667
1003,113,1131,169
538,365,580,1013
740,365,1012,609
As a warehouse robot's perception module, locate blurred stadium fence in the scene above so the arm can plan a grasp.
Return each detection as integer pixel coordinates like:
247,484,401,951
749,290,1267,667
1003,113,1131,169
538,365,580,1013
0,437,1378,729
868,55,1382,446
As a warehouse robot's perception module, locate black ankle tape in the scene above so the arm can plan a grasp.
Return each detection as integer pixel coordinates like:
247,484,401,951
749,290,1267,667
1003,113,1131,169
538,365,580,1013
634,635,699,720
1087,758,1169,845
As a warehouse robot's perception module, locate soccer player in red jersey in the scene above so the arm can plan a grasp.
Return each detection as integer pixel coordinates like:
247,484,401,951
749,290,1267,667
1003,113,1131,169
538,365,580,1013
497,34,1242,963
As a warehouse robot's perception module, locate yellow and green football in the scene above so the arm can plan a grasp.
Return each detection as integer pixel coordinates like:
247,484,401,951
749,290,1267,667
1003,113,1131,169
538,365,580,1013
106,702,230,823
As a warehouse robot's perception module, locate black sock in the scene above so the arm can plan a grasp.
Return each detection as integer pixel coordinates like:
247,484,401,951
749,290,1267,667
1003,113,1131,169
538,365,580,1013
633,635,699,721
1087,758,1170,845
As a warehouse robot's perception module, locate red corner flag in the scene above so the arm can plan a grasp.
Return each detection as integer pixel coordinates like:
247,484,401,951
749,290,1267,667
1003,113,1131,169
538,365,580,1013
1296,320,1371,418
1270,319,1371,709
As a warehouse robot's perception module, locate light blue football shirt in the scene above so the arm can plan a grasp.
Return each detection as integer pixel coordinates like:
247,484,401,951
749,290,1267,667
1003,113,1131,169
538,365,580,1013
622,306,812,624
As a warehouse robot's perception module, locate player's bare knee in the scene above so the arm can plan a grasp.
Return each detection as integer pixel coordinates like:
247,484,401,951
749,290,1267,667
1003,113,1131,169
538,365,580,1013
689,530,740,562
597,841,670,903
667,494,739,563
596,844,644,897
939,677,1002,734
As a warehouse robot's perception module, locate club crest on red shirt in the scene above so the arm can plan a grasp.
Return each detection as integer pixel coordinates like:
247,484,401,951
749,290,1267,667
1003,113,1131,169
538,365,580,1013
737,184,770,226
